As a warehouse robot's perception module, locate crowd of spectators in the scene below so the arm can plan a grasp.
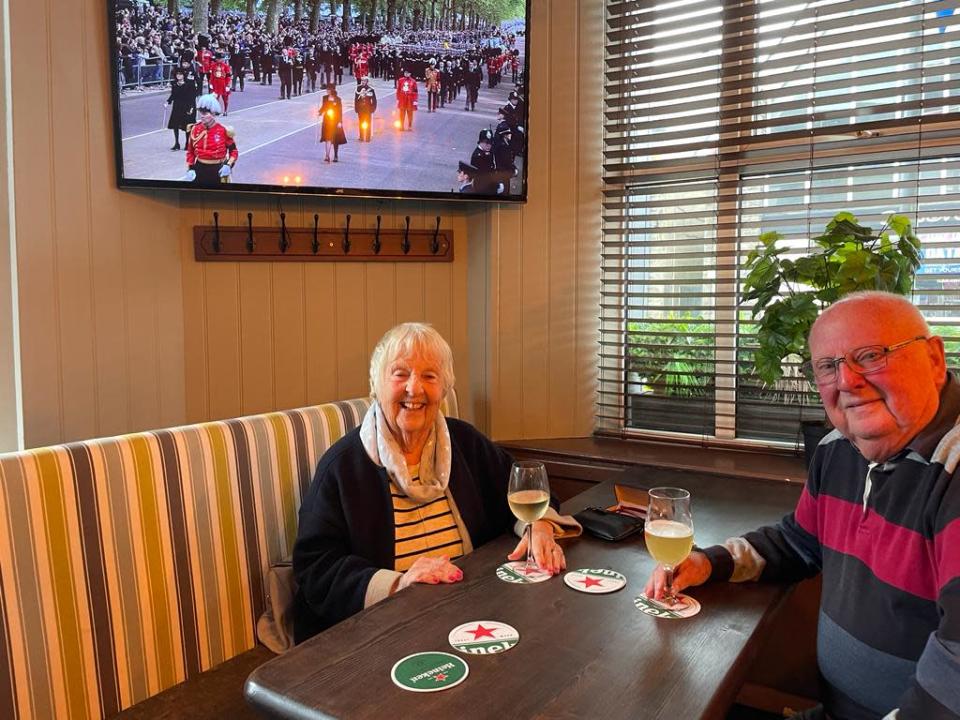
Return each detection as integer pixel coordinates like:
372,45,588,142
115,1,517,92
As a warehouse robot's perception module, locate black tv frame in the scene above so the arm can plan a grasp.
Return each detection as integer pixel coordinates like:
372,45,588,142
107,0,531,203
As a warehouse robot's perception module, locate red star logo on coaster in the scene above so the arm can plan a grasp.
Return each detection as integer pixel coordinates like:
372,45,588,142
578,577,604,588
468,624,496,640
434,673,447,682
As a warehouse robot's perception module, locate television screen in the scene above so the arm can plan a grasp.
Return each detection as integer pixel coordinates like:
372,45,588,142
109,1,529,201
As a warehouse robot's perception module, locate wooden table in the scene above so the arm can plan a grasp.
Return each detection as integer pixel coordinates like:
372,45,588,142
245,467,803,720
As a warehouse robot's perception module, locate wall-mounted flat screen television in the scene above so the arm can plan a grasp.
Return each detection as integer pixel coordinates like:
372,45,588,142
109,0,530,201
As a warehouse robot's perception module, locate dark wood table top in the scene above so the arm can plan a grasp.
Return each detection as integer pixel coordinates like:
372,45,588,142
245,467,803,720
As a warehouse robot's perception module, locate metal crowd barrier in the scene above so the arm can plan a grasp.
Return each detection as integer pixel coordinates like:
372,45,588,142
119,60,176,91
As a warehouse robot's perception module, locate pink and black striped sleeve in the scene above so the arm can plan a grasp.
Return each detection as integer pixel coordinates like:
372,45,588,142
897,473,960,719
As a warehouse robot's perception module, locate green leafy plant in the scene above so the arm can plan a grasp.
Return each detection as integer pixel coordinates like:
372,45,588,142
627,314,715,397
742,211,922,385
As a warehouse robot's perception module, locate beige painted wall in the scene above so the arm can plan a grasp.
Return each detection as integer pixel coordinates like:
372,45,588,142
8,0,599,449
10,0,186,449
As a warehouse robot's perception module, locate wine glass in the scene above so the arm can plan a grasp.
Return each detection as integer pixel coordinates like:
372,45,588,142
645,487,694,606
507,461,551,573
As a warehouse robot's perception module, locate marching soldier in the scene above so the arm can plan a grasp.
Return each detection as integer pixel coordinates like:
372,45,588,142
396,67,418,131
209,51,232,115
464,60,481,111
293,50,305,96
184,94,238,187
354,76,378,142
425,59,441,112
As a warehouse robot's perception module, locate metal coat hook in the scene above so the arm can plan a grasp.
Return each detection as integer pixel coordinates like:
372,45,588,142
430,216,441,255
246,213,255,252
373,215,382,254
401,216,411,255
312,214,320,254
279,213,289,253
342,214,352,254
212,212,221,253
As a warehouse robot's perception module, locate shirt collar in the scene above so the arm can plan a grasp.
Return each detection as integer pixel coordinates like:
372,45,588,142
906,372,960,461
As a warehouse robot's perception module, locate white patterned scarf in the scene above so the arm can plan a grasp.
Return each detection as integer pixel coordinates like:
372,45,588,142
360,401,452,503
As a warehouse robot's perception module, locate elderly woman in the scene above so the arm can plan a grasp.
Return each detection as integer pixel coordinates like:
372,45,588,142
292,323,577,643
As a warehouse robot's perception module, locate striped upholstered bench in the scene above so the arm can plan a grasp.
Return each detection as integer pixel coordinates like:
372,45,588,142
0,392,459,720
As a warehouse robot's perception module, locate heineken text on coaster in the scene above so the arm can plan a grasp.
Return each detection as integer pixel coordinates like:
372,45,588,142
495,560,552,584
634,592,702,619
563,568,627,594
448,621,520,654
390,652,469,692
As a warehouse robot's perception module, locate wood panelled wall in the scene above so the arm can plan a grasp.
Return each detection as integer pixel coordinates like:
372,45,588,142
9,0,186,449
180,198,474,424
7,0,600,449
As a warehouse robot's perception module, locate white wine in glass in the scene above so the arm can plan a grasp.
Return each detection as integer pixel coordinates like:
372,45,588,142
645,487,694,605
507,461,550,572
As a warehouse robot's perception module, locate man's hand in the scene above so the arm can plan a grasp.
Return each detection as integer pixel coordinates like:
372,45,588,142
396,555,463,591
644,550,712,601
507,520,566,574
183,169,197,182
219,164,232,178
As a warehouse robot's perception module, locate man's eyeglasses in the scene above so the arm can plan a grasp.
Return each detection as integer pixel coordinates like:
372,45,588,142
802,335,929,384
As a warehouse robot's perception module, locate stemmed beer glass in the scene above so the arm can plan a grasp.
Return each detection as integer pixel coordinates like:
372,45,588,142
645,487,694,606
507,461,551,572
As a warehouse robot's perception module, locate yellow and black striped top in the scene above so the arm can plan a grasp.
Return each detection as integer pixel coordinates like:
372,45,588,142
391,465,465,572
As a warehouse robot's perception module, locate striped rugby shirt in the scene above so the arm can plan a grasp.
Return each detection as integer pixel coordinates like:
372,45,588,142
704,375,960,720
391,467,465,571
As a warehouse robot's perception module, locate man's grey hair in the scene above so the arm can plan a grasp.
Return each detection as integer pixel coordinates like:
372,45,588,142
368,322,456,399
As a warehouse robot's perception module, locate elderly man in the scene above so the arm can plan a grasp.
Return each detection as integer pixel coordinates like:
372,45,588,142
647,291,960,720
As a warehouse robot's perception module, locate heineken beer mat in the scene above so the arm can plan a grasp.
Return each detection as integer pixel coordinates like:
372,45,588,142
448,621,520,655
495,561,552,584
634,592,702,619
390,651,469,693
563,568,627,594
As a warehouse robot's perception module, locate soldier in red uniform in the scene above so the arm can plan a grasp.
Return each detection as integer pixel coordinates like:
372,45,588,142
184,94,238,187
396,67,418,131
209,52,232,115
197,45,214,93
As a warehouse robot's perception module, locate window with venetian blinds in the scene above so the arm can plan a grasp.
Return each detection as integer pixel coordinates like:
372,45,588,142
600,0,960,447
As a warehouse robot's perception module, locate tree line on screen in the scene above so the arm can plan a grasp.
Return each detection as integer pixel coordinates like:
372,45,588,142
168,0,526,34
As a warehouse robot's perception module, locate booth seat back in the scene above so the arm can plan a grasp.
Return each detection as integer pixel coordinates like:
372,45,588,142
0,392,460,720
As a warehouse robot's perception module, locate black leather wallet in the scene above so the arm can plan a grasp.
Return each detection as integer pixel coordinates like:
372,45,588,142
573,506,645,542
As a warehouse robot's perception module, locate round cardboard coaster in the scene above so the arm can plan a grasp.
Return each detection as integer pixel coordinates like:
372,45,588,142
390,651,469,692
634,592,702,619
563,568,627,594
495,561,552,584
448,621,520,655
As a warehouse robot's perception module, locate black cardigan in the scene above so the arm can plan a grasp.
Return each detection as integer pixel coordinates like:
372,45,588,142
292,417,516,643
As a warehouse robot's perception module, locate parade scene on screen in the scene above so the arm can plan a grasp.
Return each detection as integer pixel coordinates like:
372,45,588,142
112,0,529,198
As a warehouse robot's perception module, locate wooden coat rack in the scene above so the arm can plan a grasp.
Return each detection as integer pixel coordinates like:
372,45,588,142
194,213,453,262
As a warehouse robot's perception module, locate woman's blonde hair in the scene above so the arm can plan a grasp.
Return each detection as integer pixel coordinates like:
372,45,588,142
368,323,456,399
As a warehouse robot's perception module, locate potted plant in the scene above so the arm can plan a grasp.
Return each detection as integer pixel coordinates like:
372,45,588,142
741,211,922,459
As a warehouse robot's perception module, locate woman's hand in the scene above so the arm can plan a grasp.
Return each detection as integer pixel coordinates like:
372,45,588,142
507,520,566,574
643,550,711,601
396,555,463,592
